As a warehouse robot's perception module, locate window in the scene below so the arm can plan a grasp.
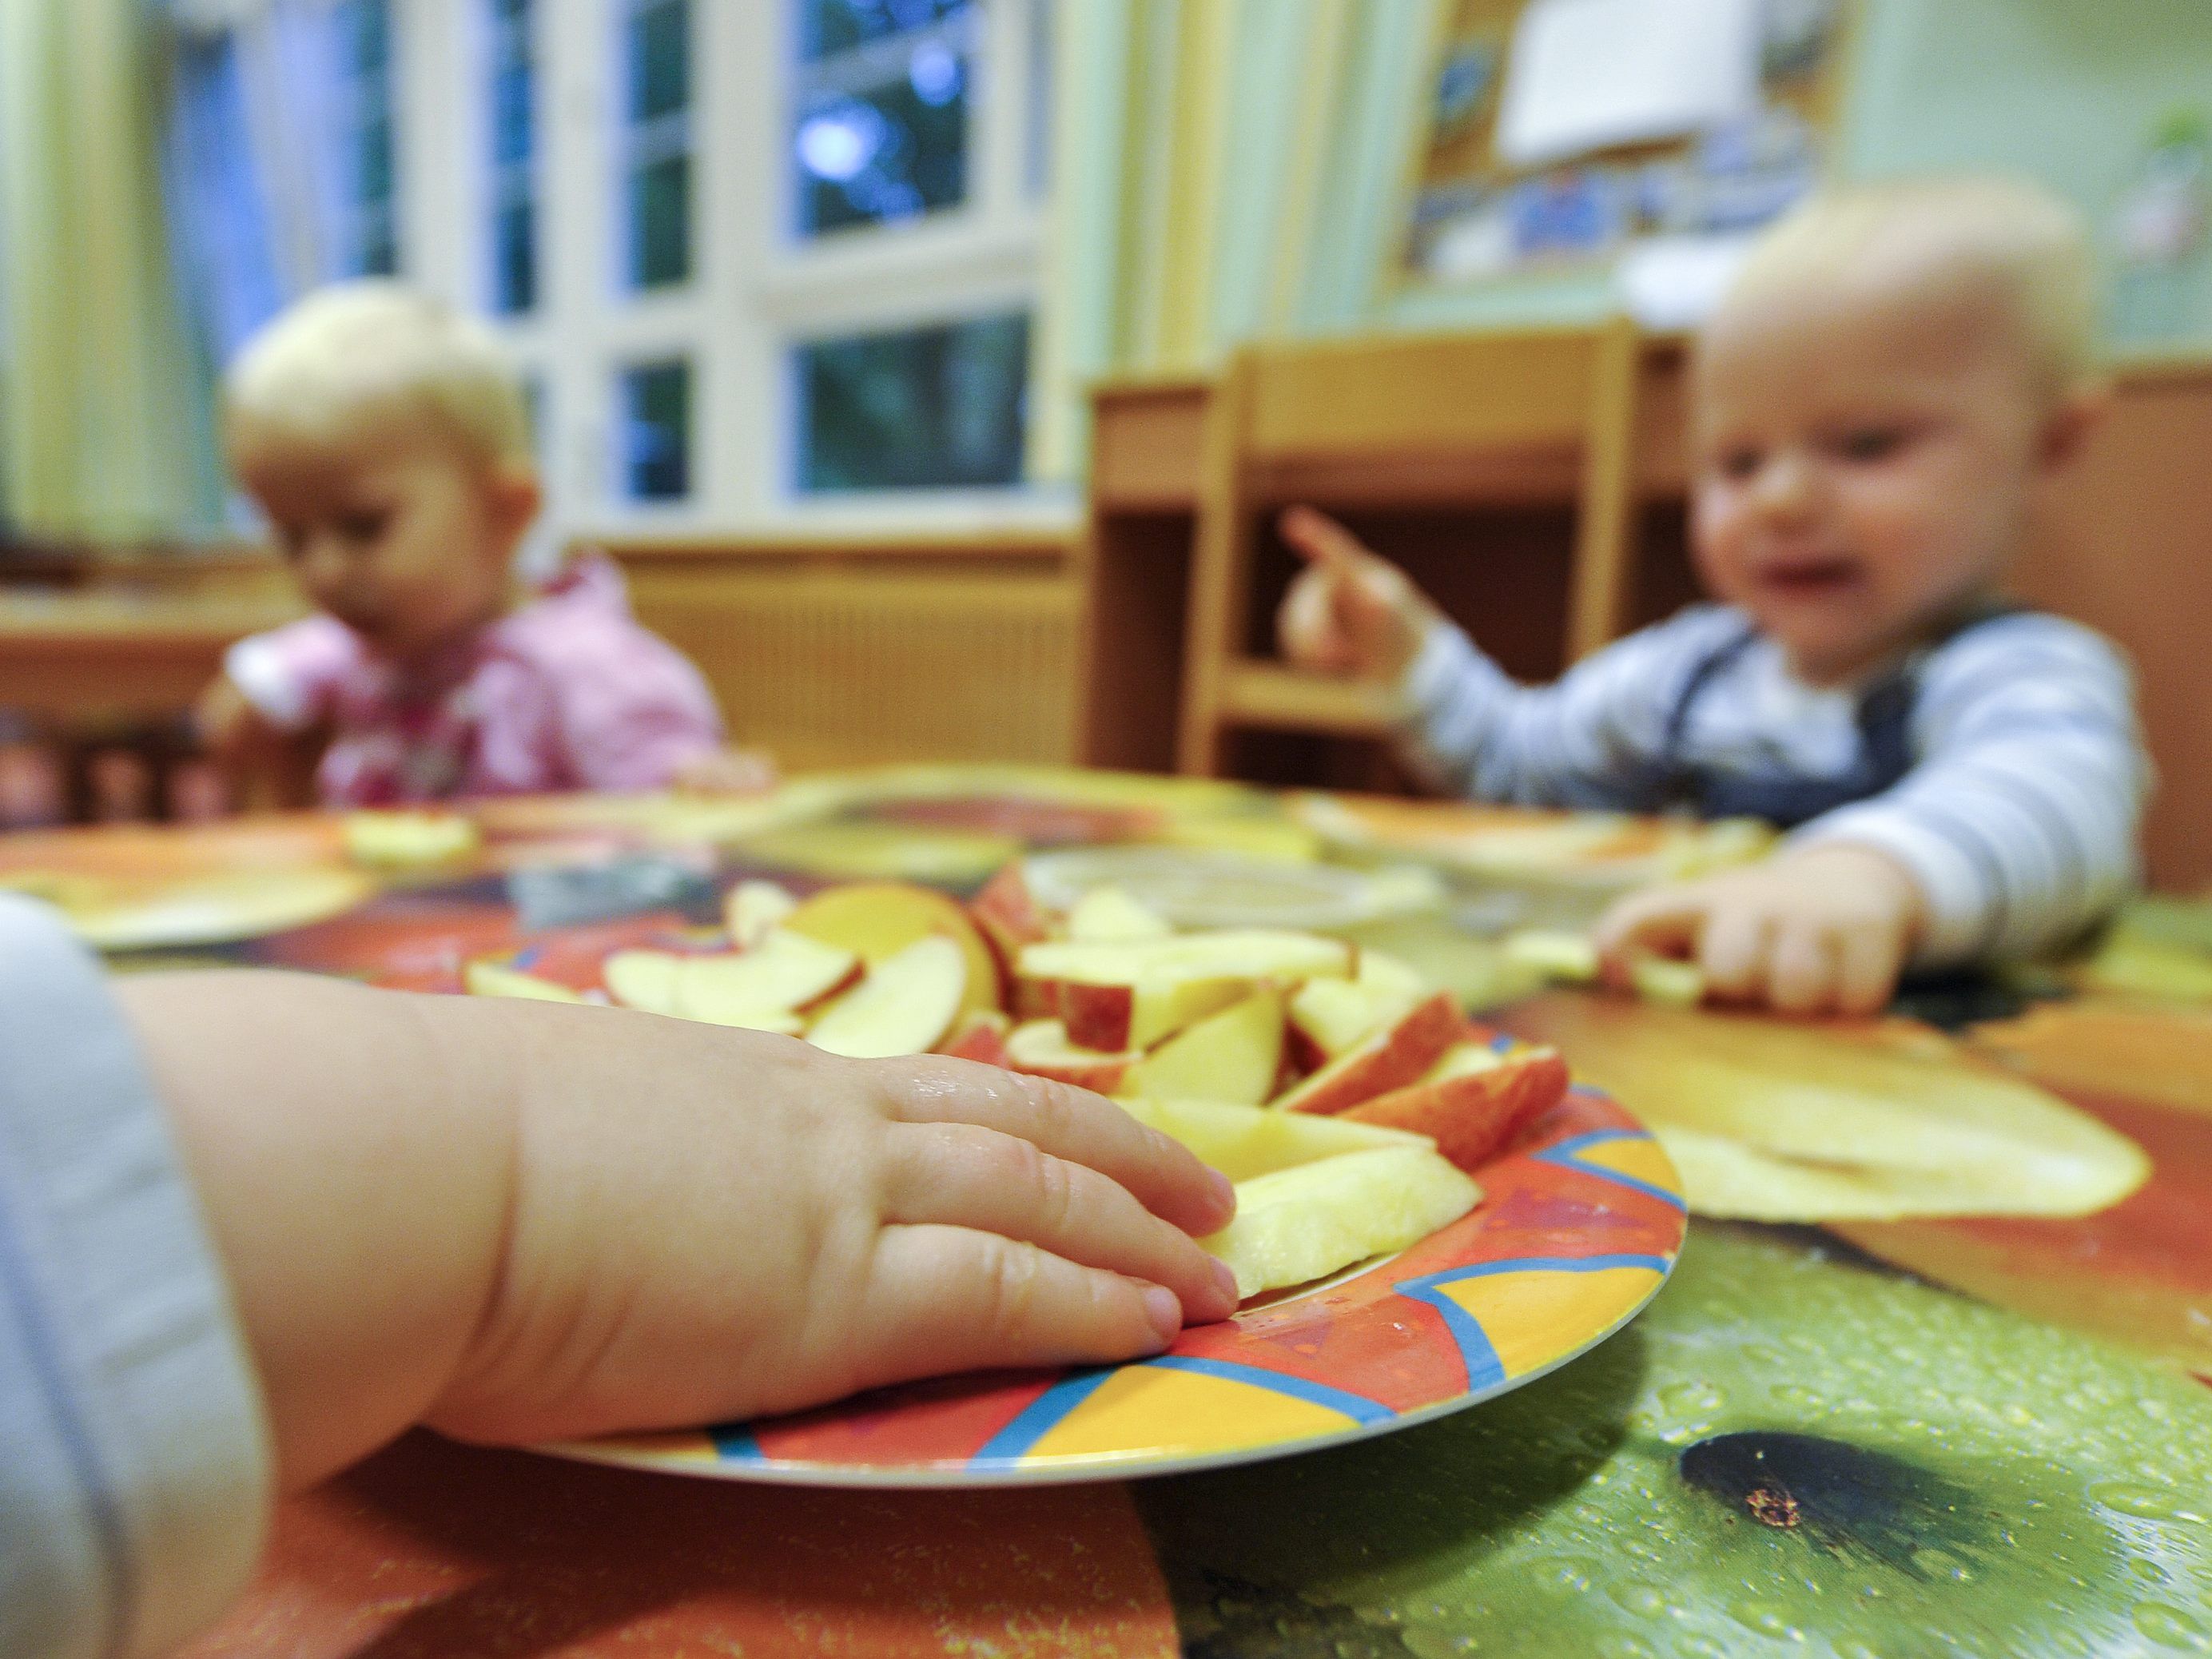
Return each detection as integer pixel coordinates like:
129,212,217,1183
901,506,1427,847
370,0,1053,528
487,0,539,314
333,0,398,276
621,360,692,501
623,0,693,289
794,312,1027,491
792,1,977,237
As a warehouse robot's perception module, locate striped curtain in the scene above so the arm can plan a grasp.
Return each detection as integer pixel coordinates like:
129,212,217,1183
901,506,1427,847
0,0,217,539
1028,0,1443,481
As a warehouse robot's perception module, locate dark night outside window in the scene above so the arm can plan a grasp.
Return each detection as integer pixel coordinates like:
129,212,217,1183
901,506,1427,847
623,360,692,501
794,312,1028,492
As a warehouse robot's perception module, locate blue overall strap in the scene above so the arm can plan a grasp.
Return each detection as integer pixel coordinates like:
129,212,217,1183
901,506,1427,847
1672,603,2027,829
1651,622,1761,810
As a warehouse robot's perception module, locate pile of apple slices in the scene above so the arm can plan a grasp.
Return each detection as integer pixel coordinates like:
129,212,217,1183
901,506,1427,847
467,866,1573,1303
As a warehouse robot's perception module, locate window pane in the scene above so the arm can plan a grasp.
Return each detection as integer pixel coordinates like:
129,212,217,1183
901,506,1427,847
628,0,690,123
799,0,969,62
794,312,1028,492
623,360,692,501
627,153,691,288
495,200,535,312
795,71,967,235
493,60,532,168
337,0,389,74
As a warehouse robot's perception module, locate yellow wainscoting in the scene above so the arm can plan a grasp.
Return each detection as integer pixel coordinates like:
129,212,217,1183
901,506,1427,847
605,535,1081,774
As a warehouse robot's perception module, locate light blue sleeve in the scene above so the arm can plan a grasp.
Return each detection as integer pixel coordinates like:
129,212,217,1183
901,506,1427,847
0,897,270,1659
1389,607,1747,808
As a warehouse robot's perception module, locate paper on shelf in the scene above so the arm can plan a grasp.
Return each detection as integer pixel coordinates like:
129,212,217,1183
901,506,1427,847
1495,0,1762,170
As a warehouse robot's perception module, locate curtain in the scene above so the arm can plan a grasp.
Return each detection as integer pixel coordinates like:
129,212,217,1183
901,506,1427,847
0,0,217,539
1029,0,1443,481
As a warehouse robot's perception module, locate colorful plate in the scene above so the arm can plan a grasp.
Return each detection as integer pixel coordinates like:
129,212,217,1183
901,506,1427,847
547,1088,1685,1487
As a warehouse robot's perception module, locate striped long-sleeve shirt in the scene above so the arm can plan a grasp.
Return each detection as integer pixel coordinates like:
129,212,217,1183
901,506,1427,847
1394,604,2149,968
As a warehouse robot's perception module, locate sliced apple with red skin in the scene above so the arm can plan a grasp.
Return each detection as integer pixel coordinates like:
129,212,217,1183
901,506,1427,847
1274,992,1463,1116
1021,931,1355,1052
675,929,861,1028
1341,1045,1570,1172
463,959,587,1003
1121,989,1284,1107
938,1009,1013,1064
971,861,1053,956
1003,1019,1142,1092
723,879,798,949
1115,1094,1433,1183
1066,885,1173,944
786,880,1002,1019
809,935,969,1059
1287,977,1387,1071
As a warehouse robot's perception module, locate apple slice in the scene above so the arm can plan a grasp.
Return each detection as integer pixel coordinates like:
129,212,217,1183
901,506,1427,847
1342,1046,1571,1172
1115,1094,1432,1183
809,935,968,1059
1067,885,1173,944
971,861,1055,957
463,959,586,1003
1356,949,1429,1004
1418,1040,1506,1084
938,1010,1013,1064
1202,1144,1482,1299
1021,931,1355,1052
1629,954,1707,1007
603,949,686,1015
344,809,480,868
1274,992,1463,1116
1003,1020,1142,1092
1287,977,1388,1069
1503,929,1601,984
1121,990,1284,1107
787,880,1002,1019
723,879,798,949
677,929,860,1027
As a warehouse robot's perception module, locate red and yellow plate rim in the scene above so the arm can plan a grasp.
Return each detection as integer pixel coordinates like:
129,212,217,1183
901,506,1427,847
545,1086,1685,1487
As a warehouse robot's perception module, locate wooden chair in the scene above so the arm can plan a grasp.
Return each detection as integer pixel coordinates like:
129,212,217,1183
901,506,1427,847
1174,318,1653,777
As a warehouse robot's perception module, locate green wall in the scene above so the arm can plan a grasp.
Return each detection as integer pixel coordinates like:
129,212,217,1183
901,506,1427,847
1384,0,2212,358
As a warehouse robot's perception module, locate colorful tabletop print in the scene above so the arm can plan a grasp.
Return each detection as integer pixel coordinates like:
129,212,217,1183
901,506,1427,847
17,770,2212,1657
559,1089,1684,1486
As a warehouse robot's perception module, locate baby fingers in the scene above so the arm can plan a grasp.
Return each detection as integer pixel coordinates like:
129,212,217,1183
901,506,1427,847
851,1226,1191,1389
883,1120,1238,1324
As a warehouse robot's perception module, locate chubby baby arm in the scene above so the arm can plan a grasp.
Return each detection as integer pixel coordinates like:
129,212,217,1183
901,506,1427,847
117,973,1235,1490
1594,843,1925,1016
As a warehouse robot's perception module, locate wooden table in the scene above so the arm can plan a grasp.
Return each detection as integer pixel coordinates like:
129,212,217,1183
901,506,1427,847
9,772,2210,1656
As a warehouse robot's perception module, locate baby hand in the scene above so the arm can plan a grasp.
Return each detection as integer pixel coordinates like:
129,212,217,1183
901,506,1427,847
431,1014,1241,1446
1593,843,1924,1016
1275,507,1441,684
125,973,1237,1487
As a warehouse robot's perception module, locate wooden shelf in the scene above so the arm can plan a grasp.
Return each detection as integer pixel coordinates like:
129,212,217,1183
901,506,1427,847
1218,662,1397,737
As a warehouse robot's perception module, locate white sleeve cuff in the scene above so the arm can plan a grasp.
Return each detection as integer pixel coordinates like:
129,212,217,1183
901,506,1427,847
1789,809,1994,969
0,897,272,1657
222,635,315,730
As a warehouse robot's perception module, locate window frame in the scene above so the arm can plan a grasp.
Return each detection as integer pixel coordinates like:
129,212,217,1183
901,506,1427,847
388,0,1065,542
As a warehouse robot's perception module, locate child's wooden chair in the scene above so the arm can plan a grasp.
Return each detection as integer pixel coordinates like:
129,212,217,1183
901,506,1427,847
1174,318,1662,777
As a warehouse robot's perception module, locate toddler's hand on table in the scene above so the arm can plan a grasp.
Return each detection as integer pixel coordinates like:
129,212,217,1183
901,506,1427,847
430,1014,1239,1446
1275,506,1442,685
1593,843,1924,1017
125,969,1238,1486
